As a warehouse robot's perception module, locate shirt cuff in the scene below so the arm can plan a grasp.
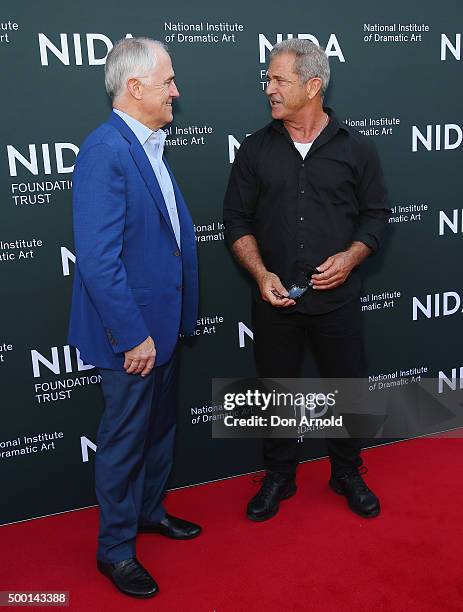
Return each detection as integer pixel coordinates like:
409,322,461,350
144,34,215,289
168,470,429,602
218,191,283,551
352,232,378,254
224,226,255,247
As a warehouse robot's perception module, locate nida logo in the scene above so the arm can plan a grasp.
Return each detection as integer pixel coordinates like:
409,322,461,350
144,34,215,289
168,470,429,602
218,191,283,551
441,34,461,60
38,32,133,66
7,143,79,177
258,33,345,63
439,209,463,235
31,345,94,378
438,366,463,393
61,247,75,276
228,133,251,164
81,436,97,462
411,124,462,152
412,292,463,321
238,322,253,348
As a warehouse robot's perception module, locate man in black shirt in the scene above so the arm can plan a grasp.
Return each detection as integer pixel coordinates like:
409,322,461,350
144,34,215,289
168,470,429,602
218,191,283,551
223,39,390,521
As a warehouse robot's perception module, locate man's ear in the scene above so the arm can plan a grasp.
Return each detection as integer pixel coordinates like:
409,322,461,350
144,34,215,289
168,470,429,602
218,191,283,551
126,77,143,100
306,77,323,100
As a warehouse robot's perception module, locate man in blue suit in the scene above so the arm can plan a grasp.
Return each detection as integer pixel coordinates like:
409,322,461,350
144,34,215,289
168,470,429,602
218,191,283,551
69,37,200,598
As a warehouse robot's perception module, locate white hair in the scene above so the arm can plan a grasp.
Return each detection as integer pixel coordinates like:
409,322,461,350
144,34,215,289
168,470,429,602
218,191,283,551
270,39,330,97
105,37,167,100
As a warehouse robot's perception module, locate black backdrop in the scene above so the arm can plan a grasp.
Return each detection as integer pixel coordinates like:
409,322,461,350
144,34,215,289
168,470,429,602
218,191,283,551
1,1,462,525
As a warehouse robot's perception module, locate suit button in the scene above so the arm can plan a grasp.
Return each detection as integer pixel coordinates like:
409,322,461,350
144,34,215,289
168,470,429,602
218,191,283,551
176,285,182,291
173,250,181,257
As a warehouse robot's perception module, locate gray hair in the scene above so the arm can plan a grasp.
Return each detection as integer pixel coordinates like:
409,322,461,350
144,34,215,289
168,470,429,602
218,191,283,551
105,37,167,100
270,39,330,97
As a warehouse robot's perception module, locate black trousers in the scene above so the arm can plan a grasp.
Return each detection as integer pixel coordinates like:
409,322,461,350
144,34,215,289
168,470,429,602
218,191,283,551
252,297,364,477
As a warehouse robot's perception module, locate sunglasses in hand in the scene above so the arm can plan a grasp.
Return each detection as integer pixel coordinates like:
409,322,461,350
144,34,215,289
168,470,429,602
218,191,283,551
272,266,321,301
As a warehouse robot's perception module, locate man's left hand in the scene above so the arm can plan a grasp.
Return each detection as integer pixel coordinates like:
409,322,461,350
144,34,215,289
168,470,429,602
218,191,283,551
311,242,371,291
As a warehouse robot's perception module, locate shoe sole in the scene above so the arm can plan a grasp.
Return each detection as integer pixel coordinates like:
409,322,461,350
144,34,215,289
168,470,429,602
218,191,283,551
247,484,297,522
329,480,381,518
97,564,159,599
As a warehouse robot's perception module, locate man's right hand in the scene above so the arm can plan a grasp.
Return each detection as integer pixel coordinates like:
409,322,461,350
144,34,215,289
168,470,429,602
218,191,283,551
124,336,156,376
229,236,295,308
258,271,296,308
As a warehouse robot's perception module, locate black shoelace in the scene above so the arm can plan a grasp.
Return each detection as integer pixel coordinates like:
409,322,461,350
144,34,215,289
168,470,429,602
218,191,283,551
251,473,282,500
341,466,370,494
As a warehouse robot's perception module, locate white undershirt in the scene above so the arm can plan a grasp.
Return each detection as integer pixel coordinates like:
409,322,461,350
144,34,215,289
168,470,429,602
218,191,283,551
293,141,313,159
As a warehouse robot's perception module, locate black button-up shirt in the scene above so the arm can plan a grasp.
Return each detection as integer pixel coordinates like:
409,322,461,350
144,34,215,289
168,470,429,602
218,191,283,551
223,108,390,314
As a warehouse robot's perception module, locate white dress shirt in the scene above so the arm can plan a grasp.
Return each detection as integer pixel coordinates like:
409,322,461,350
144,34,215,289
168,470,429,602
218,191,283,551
113,109,181,247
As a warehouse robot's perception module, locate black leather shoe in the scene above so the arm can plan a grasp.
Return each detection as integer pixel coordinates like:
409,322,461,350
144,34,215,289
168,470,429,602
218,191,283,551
247,471,297,522
138,514,202,539
329,466,380,518
97,558,158,598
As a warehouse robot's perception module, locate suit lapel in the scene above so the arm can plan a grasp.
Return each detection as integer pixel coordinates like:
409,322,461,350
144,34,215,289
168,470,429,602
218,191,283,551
107,112,176,241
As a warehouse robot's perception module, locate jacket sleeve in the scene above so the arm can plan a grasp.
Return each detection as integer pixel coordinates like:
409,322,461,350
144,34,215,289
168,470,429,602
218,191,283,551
72,143,150,353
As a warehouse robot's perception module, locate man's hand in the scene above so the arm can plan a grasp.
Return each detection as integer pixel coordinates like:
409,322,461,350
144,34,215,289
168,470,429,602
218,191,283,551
230,236,296,308
258,271,296,308
311,242,371,291
124,336,156,376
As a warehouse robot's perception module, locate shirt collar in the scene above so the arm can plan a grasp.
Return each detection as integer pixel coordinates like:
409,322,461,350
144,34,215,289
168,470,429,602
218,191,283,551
113,108,167,161
271,107,347,138
113,108,159,146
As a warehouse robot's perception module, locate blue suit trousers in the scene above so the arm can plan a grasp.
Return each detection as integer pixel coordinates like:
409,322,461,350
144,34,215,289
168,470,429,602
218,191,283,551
95,353,178,563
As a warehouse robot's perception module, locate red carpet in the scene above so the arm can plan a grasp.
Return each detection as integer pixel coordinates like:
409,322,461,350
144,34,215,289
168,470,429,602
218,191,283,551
1,437,462,611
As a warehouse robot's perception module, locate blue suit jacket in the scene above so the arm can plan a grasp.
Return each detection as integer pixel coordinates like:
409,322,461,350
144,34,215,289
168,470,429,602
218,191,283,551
68,111,198,369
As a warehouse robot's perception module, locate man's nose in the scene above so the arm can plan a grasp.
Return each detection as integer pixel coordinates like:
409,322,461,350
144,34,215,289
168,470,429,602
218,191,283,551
170,81,180,98
266,79,275,95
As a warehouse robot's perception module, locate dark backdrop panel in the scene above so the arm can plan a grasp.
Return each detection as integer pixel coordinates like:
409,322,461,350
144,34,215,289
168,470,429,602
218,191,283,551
1,1,461,524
